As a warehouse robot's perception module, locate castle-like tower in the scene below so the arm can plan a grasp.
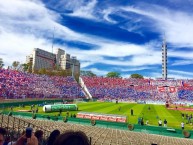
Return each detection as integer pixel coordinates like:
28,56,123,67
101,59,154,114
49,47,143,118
162,38,167,80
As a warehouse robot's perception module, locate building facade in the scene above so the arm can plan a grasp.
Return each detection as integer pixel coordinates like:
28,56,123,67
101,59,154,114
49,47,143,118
26,48,80,75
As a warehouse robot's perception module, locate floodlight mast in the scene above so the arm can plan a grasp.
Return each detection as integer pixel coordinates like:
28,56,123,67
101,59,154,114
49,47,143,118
162,36,167,80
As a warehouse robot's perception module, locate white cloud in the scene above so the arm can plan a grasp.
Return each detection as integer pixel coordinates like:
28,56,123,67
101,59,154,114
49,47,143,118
171,60,193,66
117,66,156,72
51,0,86,11
80,61,94,68
121,74,131,78
0,0,99,66
150,70,193,79
84,68,108,76
149,72,162,79
169,70,193,76
121,5,193,48
0,0,100,42
102,8,117,23
69,0,97,19
168,74,193,79
169,50,193,59
67,41,162,67
0,32,53,66
0,0,163,69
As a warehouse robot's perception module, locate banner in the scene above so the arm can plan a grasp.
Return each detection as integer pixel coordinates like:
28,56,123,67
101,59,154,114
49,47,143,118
43,104,77,112
77,112,127,123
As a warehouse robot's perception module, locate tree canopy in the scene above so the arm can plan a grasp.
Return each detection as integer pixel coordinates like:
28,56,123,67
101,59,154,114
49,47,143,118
106,72,120,78
80,70,96,77
130,73,143,79
21,63,29,72
12,61,20,70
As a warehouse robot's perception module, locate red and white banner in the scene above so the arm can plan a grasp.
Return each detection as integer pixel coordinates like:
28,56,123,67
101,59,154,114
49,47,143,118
100,115,109,121
157,86,177,93
77,112,127,123
91,115,101,120
77,113,84,118
117,117,127,123
84,114,92,119
108,116,117,122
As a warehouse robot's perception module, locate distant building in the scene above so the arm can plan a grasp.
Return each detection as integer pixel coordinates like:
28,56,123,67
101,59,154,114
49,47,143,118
26,48,80,75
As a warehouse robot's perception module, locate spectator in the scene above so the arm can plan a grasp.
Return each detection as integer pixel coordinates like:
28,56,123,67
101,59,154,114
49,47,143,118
164,119,167,127
14,133,38,145
182,113,184,119
131,109,133,116
47,130,60,145
138,117,141,125
181,122,185,130
158,119,162,126
146,120,149,125
0,127,6,145
53,130,90,145
35,130,45,145
8,133,17,145
118,106,121,111
3,136,10,145
141,118,144,126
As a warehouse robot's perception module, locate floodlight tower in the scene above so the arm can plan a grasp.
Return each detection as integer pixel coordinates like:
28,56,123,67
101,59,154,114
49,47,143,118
162,37,167,80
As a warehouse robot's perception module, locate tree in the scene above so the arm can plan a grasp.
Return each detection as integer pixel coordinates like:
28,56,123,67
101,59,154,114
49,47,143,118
38,68,46,75
27,62,33,73
12,61,20,70
0,58,4,68
130,74,143,79
106,72,120,78
80,70,96,77
21,63,29,72
53,64,60,71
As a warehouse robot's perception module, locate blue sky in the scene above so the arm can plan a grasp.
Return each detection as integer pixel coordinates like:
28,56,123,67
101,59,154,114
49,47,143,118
0,0,193,78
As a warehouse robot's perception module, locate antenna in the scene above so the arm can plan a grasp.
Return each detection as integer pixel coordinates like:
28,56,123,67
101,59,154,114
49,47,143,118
51,27,55,54
163,33,166,46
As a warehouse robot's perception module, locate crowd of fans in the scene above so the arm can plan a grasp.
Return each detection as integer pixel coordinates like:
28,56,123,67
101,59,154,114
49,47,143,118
0,69,84,99
0,127,90,145
82,76,193,103
1,68,193,103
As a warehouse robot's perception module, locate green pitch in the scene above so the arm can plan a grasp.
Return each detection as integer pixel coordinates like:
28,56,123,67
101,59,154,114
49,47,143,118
10,102,193,130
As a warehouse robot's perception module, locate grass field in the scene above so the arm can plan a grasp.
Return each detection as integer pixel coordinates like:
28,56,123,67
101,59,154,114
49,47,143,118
8,102,193,130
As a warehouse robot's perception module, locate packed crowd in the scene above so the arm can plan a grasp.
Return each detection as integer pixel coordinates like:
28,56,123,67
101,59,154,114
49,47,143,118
82,76,193,103
1,68,193,103
0,69,84,99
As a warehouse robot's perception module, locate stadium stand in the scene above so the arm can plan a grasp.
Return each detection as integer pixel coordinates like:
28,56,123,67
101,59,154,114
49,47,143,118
81,76,193,103
0,69,84,99
1,69,193,103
